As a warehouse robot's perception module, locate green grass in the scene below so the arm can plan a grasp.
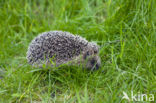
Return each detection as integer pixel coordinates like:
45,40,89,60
0,0,156,102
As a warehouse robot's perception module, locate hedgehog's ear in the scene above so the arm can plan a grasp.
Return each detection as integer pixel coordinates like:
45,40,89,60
94,45,99,54
94,49,98,54
89,42,99,54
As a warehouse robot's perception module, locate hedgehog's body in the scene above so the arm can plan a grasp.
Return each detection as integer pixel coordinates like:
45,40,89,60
27,31,101,70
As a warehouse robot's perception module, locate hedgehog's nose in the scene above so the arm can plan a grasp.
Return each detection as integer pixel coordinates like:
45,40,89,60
95,64,100,70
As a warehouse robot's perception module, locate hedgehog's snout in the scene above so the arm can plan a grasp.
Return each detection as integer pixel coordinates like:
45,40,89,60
95,64,100,70
87,56,101,70
91,56,101,70
83,52,101,70
82,45,101,70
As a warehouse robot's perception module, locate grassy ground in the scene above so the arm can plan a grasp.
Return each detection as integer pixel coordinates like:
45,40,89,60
0,0,156,103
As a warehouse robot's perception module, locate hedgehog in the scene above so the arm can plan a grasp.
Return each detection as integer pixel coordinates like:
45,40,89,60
26,31,101,70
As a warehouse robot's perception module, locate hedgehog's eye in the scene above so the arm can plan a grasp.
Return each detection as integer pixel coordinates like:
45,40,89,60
86,51,90,56
90,59,96,65
83,51,90,59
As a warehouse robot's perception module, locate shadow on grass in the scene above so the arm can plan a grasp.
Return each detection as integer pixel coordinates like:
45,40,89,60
27,64,104,97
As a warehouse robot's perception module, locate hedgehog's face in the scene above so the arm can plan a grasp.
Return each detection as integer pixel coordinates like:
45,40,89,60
83,43,101,70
